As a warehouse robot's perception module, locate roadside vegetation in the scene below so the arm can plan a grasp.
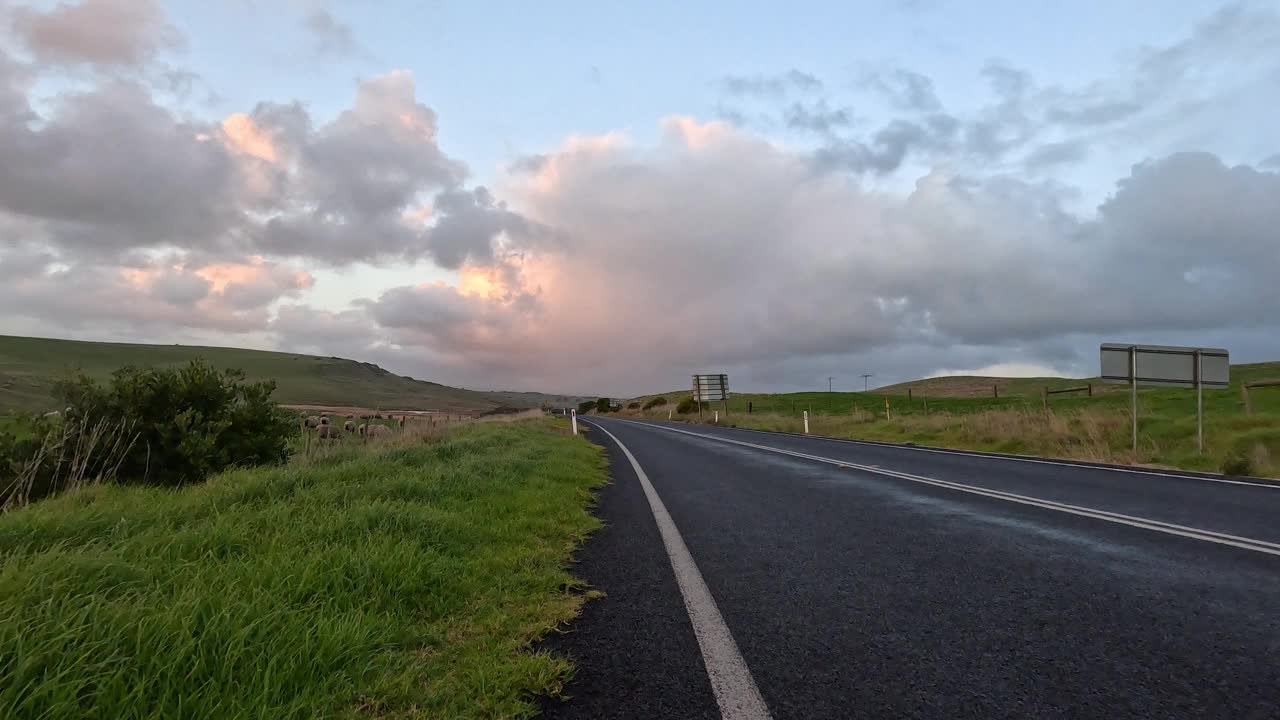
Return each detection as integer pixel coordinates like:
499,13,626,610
0,417,606,719
623,362,1280,477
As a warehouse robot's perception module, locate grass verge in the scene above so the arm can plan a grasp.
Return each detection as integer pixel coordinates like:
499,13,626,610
0,417,605,719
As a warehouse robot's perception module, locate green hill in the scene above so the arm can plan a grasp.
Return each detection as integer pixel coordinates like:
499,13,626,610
0,335,502,414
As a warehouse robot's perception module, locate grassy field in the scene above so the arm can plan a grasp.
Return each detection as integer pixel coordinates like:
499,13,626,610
0,334,505,414
0,418,606,719
623,362,1280,476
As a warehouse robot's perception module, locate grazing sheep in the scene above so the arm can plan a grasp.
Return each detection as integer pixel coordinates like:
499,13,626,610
357,424,367,437
397,416,406,429
343,420,355,432
42,410,61,418
317,424,335,439
304,415,321,428
320,415,330,425
365,424,392,438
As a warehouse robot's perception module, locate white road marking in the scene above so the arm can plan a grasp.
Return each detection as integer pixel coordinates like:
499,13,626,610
584,420,773,720
605,418,1280,558
691,422,1280,490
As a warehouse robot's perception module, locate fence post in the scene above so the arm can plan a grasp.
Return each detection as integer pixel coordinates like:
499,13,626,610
1087,383,1093,397
993,384,999,398
908,388,912,401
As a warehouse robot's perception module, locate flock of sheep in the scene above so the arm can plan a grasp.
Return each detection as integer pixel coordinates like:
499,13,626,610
302,413,403,440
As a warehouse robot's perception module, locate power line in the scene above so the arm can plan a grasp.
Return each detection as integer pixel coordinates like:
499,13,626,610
860,373,873,392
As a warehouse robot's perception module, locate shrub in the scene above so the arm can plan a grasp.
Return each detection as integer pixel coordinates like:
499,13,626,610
643,396,668,410
52,359,296,487
627,401,641,409
595,398,612,413
676,397,706,414
577,400,597,415
1221,450,1255,477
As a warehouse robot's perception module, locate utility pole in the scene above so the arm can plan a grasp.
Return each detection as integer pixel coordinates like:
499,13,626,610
860,373,873,392
828,376,835,393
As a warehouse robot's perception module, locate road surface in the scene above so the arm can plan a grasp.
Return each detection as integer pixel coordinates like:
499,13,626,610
541,417,1280,720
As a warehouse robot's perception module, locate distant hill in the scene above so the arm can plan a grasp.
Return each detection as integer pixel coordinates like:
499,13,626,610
0,335,504,414
878,362,1280,398
479,390,593,409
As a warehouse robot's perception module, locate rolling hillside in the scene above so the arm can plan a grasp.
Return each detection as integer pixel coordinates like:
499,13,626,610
0,335,504,414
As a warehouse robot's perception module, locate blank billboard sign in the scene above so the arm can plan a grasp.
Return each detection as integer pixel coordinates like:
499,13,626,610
1100,344,1229,388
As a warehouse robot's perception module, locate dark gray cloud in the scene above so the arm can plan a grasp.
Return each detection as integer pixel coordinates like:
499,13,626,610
722,69,821,97
9,0,182,68
302,6,361,57
866,68,942,112
1262,154,1280,170
425,187,531,269
784,100,854,134
0,78,241,256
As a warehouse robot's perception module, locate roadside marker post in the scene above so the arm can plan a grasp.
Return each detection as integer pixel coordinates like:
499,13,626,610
714,410,719,424
571,409,578,435
803,410,809,434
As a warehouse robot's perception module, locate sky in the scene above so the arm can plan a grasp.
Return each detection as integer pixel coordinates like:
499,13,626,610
0,0,1278,395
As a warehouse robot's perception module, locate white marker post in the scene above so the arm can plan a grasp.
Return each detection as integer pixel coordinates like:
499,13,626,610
714,410,719,424
803,410,810,434
571,408,578,435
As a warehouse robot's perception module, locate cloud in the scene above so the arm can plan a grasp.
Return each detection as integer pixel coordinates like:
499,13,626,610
783,100,854,134
0,254,312,335
302,6,361,57
9,0,182,68
0,61,473,265
721,69,821,97
929,362,1066,379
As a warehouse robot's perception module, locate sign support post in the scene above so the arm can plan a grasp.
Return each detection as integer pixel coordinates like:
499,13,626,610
1130,345,1138,455
1195,349,1203,454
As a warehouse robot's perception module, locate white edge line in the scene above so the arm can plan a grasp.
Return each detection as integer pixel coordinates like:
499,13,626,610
603,417,1280,558
583,419,773,720
655,420,1280,490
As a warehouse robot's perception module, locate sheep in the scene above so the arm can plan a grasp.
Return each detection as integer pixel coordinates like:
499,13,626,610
357,423,367,437
343,420,355,432
42,410,61,419
365,424,392,439
304,415,321,428
317,424,335,439
397,416,406,429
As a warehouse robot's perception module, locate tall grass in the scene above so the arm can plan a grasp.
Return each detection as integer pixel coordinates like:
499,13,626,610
0,418,606,719
1,415,138,511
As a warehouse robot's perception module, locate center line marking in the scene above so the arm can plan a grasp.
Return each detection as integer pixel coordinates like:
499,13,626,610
603,418,1280,558
584,419,772,720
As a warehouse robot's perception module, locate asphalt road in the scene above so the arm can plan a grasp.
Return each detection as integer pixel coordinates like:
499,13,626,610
542,416,1280,720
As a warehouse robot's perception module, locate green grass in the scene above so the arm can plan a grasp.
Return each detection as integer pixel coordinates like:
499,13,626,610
0,418,607,719
0,334,503,414
625,361,1280,476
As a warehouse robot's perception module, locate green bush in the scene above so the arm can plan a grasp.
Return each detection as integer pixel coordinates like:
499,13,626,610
676,397,706,414
1221,450,1255,477
577,400,597,415
52,359,296,487
627,401,641,409
595,397,612,413
643,396,668,410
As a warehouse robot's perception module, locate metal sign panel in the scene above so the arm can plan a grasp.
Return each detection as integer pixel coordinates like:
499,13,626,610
692,373,729,401
1100,344,1229,388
